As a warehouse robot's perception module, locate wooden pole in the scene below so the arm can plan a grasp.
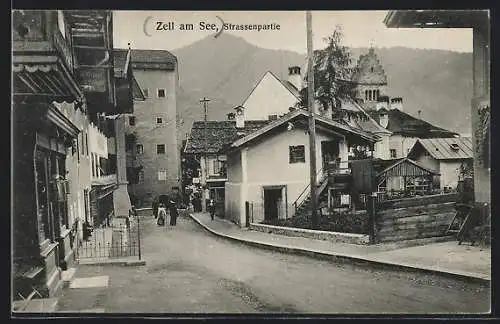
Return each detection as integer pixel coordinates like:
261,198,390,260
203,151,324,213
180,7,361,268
200,97,210,212
306,11,318,228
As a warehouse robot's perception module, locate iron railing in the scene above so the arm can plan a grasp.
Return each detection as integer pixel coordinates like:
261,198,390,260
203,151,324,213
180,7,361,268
76,215,141,262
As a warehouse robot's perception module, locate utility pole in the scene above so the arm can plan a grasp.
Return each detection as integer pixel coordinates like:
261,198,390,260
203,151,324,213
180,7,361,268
200,97,210,212
306,11,318,228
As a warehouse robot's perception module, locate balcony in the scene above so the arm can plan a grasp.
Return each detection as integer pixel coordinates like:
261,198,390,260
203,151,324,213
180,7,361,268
92,174,117,187
12,10,83,102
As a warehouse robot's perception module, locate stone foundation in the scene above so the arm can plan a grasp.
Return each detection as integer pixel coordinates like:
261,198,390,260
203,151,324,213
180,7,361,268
249,223,370,245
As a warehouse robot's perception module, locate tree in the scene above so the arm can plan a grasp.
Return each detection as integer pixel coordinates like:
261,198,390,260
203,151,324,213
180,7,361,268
297,25,365,121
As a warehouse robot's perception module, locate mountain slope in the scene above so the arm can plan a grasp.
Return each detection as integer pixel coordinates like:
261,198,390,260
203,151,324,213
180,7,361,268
173,34,472,137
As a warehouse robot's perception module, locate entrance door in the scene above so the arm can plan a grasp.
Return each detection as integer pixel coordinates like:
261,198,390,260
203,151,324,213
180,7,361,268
321,140,339,170
264,188,282,222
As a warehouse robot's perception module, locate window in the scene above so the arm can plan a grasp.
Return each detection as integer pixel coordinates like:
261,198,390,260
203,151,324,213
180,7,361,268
129,116,136,126
85,133,89,156
142,88,149,98
136,144,144,154
289,145,306,163
157,144,165,154
268,115,278,121
156,117,163,124
158,169,167,181
157,89,166,98
390,149,397,159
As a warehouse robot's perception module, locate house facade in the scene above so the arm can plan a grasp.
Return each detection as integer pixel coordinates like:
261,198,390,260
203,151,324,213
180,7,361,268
241,68,301,120
383,9,490,211
123,50,181,207
12,10,138,302
408,137,473,191
183,107,270,212
223,110,376,227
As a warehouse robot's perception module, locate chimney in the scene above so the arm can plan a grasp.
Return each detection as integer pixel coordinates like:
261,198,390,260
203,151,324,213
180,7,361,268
376,95,389,111
418,110,422,119
234,106,245,129
390,97,403,111
288,66,302,90
379,110,389,128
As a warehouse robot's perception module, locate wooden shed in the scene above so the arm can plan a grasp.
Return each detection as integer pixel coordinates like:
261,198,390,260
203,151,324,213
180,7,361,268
374,158,440,198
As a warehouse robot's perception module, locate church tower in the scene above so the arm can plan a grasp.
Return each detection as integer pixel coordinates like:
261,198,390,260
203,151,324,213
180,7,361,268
352,47,388,111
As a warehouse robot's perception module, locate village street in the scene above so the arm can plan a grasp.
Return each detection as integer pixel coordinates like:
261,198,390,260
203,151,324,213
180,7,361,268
57,213,490,314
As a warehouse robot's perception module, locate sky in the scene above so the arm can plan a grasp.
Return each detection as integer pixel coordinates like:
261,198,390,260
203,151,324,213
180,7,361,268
113,11,473,53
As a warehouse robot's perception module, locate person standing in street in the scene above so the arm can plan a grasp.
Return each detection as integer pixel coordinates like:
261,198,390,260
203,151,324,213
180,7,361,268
208,199,216,221
152,197,159,219
157,203,167,226
169,200,178,226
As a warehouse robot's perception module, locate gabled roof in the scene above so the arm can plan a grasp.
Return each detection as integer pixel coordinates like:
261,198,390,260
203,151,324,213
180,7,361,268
230,109,377,152
341,98,392,135
374,157,439,178
367,108,458,138
183,120,271,154
241,70,300,106
409,137,473,160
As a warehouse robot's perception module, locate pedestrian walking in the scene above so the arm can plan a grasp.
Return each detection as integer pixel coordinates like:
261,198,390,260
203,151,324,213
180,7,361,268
208,199,216,221
169,200,178,226
157,203,167,226
152,198,159,219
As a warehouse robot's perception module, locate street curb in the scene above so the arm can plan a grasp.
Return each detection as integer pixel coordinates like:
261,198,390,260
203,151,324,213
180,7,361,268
78,260,147,267
188,213,490,286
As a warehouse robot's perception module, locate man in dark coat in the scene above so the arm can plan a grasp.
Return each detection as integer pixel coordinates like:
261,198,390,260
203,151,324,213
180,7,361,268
169,200,178,226
152,198,159,218
208,199,216,221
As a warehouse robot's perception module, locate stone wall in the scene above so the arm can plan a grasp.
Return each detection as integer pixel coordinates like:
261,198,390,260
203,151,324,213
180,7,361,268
249,223,370,245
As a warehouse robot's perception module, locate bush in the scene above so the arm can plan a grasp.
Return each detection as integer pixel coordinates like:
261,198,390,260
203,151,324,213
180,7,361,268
260,210,369,234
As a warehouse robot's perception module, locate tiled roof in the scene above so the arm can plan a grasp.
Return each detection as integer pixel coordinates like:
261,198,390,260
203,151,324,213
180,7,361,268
341,98,392,135
412,137,473,160
183,120,271,154
367,109,458,138
115,48,177,70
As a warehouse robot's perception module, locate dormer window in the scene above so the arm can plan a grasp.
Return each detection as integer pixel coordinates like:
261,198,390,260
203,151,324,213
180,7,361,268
450,143,460,151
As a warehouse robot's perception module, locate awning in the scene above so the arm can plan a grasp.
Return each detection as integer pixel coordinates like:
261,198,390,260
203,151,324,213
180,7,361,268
384,10,489,29
13,56,84,101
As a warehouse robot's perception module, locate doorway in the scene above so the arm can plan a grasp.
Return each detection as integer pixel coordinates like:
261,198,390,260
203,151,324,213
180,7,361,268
321,140,339,170
263,187,284,222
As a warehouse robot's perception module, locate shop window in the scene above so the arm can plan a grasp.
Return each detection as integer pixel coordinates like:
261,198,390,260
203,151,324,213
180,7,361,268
289,145,306,164
35,150,50,243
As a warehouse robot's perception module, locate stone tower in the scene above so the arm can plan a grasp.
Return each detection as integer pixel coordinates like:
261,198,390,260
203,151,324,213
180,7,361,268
352,47,388,111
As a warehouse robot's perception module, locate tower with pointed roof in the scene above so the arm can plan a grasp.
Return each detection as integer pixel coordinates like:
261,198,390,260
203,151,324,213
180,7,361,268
352,47,388,111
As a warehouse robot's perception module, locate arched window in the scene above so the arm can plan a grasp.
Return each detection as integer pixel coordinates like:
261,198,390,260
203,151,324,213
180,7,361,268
365,90,368,100
376,89,380,101
369,90,372,101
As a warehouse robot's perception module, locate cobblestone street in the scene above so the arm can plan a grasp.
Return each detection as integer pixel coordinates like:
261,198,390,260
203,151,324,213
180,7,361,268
56,214,490,314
